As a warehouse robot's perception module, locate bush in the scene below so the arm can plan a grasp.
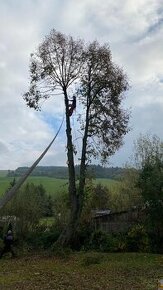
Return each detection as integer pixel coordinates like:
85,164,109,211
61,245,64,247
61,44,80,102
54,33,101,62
88,230,118,252
88,230,107,251
0,238,4,252
26,226,60,250
127,224,150,252
1,183,55,239
51,244,72,259
69,224,93,250
111,233,127,252
85,228,151,253
148,232,163,254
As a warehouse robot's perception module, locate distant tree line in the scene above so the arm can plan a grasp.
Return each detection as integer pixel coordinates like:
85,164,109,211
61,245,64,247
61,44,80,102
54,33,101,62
7,165,128,180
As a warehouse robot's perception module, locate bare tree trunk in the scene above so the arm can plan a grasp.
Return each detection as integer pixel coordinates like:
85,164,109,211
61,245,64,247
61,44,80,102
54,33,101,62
57,80,91,247
78,95,90,219
57,70,92,247
56,87,79,246
59,99,90,247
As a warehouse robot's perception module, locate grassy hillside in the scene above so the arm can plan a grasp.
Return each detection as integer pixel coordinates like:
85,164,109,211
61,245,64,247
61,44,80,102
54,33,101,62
0,252,162,289
0,176,119,197
0,176,68,197
0,170,8,177
94,178,120,189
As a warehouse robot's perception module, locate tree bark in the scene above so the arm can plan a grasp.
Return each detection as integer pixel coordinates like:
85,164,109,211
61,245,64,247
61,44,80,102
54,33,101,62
56,86,79,246
57,77,91,247
78,98,90,217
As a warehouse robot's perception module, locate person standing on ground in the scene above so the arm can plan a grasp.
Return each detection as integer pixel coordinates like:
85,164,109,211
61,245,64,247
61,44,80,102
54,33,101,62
0,229,15,258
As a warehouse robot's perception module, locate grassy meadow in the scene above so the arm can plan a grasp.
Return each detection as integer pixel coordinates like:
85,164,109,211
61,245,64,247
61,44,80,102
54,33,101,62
0,252,162,289
0,175,119,198
0,176,68,198
0,170,8,177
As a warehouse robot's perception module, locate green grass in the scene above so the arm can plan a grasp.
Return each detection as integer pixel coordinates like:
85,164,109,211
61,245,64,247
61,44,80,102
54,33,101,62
0,176,68,197
0,176,119,197
0,170,8,177
0,252,162,289
94,178,120,189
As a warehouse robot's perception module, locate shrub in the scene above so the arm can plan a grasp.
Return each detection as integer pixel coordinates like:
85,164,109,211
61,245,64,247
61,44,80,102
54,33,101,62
1,183,45,238
88,230,117,252
70,224,93,250
88,230,107,251
51,244,72,259
148,232,163,254
127,224,150,252
26,226,60,249
0,238,4,252
112,233,127,252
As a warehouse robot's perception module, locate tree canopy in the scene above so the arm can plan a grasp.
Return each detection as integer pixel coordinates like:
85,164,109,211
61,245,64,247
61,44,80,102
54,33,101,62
135,134,163,237
23,29,130,246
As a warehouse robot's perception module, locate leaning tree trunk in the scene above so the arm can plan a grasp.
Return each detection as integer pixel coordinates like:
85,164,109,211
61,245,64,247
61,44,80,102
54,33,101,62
0,119,64,210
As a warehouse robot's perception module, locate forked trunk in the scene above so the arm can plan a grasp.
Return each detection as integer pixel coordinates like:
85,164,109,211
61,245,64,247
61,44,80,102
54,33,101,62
56,87,79,246
57,90,90,247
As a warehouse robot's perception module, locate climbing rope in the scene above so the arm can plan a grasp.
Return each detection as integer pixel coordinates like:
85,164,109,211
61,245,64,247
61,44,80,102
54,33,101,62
72,111,81,155
0,115,64,210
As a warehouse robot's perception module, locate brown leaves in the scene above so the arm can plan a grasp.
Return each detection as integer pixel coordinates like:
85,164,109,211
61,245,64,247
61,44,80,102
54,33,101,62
0,252,162,289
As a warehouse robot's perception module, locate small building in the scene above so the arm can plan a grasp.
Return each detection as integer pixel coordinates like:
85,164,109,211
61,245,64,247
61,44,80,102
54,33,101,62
92,208,145,233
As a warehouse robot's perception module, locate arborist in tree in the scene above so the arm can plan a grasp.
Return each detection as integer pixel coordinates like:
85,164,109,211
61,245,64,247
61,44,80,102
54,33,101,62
7,222,13,232
0,228,15,259
68,95,76,116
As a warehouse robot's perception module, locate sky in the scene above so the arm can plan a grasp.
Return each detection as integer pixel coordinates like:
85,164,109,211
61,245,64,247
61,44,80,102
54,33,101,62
0,0,162,170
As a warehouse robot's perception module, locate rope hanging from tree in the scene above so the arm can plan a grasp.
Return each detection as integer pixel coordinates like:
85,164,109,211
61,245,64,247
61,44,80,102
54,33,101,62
0,116,64,210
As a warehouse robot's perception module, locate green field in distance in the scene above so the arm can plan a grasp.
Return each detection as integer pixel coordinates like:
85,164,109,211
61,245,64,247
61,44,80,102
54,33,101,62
0,170,8,177
0,176,119,197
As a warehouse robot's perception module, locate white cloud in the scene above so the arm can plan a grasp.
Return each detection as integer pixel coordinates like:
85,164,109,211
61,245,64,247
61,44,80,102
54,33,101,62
0,0,162,170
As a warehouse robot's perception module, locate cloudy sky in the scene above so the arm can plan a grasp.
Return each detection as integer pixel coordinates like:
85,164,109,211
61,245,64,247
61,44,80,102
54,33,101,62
0,0,162,170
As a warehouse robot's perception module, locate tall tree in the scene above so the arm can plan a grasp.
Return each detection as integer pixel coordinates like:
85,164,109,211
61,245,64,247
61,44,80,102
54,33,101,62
23,30,130,246
135,135,163,237
133,134,162,169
